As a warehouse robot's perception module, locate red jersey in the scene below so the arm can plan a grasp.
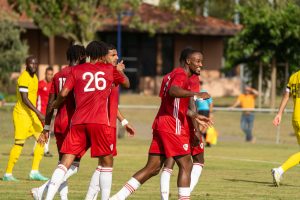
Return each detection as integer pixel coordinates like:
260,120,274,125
63,62,126,126
152,67,190,135
37,80,52,115
50,66,76,134
108,85,119,128
186,74,200,131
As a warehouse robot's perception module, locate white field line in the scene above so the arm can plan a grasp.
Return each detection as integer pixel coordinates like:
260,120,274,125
206,155,281,165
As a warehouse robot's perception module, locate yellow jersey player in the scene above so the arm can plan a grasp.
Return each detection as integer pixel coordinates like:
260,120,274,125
3,56,48,181
272,69,300,186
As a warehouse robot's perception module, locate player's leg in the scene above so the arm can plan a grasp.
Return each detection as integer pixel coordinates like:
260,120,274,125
110,130,166,200
110,154,165,200
272,120,300,186
3,112,29,181
31,117,48,181
190,153,204,192
86,124,114,200
174,154,193,200
160,158,176,200
240,113,249,141
45,124,86,200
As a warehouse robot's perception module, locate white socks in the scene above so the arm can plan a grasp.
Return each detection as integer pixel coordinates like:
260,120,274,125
111,177,141,200
45,164,67,200
190,163,203,192
178,187,190,200
100,167,113,200
85,166,101,200
160,167,173,200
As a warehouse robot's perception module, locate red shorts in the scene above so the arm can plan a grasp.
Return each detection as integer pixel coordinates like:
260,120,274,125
60,124,113,158
54,132,67,152
111,127,117,156
190,131,204,156
149,130,190,158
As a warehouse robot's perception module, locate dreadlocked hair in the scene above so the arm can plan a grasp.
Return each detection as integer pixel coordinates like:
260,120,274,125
86,41,108,61
66,44,86,63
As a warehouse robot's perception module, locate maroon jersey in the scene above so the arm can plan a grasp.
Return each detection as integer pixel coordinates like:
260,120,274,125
108,85,119,128
37,80,52,115
152,67,190,135
50,66,75,134
63,62,125,126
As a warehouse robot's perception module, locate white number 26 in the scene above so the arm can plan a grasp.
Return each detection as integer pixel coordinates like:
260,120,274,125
83,71,106,92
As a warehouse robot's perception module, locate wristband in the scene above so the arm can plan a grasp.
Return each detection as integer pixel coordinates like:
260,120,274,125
121,119,129,126
44,125,50,131
193,95,203,101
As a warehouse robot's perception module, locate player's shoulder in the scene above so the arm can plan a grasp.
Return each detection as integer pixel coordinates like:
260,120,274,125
290,70,300,80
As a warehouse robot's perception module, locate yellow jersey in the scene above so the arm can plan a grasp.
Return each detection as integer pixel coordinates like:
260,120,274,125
14,70,39,116
287,70,300,121
238,94,255,109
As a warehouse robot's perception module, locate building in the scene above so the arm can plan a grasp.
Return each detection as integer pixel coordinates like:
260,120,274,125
2,1,241,96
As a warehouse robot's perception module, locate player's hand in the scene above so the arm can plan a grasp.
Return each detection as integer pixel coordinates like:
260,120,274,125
273,114,282,126
116,60,125,72
194,114,213,128
194,92,210,100
125,124,136,136
51,100,59,109
37,130,49,146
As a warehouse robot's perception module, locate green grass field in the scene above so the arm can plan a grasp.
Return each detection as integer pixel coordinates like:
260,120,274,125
0,94,299,199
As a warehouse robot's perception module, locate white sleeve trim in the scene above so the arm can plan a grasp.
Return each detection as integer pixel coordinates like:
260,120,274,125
19,88,28,92
286,88,290,93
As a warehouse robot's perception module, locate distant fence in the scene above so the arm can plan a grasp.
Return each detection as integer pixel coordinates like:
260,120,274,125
2,103,292,144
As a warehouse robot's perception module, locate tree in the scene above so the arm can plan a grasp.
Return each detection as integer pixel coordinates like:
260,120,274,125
9,0,140,44
226,1,300,108
0,9,28,92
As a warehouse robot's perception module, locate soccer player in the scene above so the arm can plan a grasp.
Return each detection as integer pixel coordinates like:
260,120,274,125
160,58,206,200
109,48,212,200
43,41,129,200
272,69,300,186
35,66,54,157
31,44,86,200
3,56,48,181
85,44,135,200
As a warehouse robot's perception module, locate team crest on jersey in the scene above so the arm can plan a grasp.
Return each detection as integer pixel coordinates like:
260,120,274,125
200,143,204,149
110,144,114,151
183,144,189,151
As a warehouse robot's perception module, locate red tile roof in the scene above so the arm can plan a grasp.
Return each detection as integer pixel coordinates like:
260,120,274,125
2,1,241,36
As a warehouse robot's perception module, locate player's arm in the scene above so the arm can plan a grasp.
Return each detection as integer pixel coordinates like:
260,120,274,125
20,92,44,122
117,109,135,136
246,86,259,97
38,93,56,145
52,87,71,109
273,90,290,126
209,101,214,119
169,85,210,99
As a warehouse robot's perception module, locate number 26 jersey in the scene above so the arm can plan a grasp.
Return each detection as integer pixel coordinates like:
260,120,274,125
64,62,126,126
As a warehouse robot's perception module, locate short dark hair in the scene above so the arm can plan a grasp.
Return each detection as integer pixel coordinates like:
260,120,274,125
46,66,53,72
66,44,86,63
26,55,37,64
86,41,108,60
106,43,116,51
179,48,202,65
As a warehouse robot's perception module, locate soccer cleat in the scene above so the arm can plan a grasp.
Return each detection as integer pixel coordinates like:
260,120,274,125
271,168,282,187
29,172,49,181
2,175,19,181
31,188,42,200
44,151,53,157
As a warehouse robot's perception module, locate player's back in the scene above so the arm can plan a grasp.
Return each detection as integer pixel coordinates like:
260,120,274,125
66,62,115,126
52,66,75,134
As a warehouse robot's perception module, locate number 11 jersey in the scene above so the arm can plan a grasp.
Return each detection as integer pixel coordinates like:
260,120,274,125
64,62,126,126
